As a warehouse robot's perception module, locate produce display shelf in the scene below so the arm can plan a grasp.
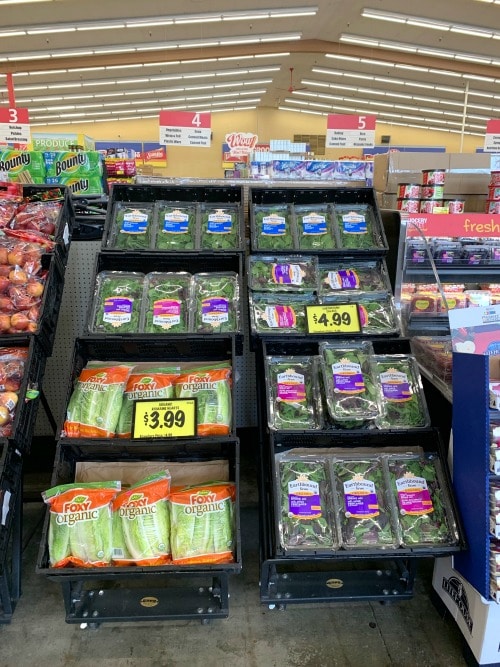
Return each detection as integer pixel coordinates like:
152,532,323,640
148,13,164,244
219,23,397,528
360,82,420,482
102,182,246,254
82,251,244,355
417,362,453,404
37,439,241,624
57,336,238,441
0,445,22,624
248,185,388,257
73,195,108,241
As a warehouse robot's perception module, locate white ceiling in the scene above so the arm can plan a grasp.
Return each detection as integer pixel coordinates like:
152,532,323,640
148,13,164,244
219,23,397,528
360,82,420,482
1,0,500,136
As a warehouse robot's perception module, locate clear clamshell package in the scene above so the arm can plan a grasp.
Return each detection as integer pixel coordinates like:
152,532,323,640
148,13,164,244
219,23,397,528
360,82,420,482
153,201,197,250
319,341,380,427
106,202,155,250
275,453,337,554
142,272,192,334
318,260,389,298
332,456,399,549
89,271,144,334
265,355,323,431
199,203,240,250
372,355,430,429
294,203,337,251
333,203,384,250
247,254,318,292
385,453,459,547
192,272,240,334
251,203,295,251
249,292,315,335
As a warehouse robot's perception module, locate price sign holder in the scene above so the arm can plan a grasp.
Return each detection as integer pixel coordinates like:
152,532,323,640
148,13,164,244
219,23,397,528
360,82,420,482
306,303,361,335
131,398,197,439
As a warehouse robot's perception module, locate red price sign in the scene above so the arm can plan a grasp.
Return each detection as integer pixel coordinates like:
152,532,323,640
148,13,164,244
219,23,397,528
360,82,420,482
0,107,30,144
159,111,211,147
485,119,500,152
326,114,376,149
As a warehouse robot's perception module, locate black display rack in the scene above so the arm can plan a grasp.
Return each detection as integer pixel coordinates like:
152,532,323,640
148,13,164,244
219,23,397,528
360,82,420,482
0,443,22,623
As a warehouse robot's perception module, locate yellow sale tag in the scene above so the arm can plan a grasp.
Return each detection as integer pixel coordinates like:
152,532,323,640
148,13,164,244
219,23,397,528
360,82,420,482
306,303,361,334
132,398,197,439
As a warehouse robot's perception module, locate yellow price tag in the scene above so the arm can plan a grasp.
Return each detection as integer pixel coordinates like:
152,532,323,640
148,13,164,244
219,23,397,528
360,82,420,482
132,398,197,439
306,303,361,334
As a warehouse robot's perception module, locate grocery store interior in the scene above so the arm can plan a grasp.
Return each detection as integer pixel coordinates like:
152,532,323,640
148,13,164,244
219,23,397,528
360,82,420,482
1,1,500,666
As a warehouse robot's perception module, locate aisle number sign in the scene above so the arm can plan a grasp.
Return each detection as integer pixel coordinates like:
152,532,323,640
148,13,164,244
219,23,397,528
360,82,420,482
0,108,31,144
132,398,197,439
306,303,361,334
484,119,500,153
326,114,376,149
159,111,211,147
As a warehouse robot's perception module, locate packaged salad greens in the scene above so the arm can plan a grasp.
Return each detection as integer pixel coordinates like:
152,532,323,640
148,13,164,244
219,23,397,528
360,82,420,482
294,204,337,250
319,341,380,426
357,294,399,335
89,271,144,334
385,454,458,547
154,202,197,250
372,355,430,429
334,203,384,250
249,292,315,335
265,356,323,430
192,272,239,333
106,202,154,250
318,260,389,298
276,454,336,553
332,456,398,549
142,272,192,334
199,203,240,250
248,255,318,292
252,203,295,251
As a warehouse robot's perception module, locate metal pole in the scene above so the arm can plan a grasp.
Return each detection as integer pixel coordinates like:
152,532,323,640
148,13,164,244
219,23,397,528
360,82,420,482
460,81,469,153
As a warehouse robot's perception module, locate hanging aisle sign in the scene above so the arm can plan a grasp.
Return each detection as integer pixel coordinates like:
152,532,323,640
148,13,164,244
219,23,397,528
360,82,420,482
159,111,211,147
326,114,376,149
0,108,30,144
484,119,500,153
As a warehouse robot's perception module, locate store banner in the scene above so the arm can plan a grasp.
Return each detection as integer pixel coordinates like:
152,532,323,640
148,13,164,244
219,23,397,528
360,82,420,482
159,111,211,147
0,107,30,145
223,132,258,162
405,213,500,239
484,119,500,153
326,114,376,149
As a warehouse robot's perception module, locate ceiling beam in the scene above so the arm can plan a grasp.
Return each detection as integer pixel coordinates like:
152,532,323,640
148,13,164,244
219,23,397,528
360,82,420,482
2,39,499,79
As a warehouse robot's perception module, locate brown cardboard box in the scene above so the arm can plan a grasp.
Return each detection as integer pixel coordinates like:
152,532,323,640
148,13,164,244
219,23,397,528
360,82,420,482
374,152,492,196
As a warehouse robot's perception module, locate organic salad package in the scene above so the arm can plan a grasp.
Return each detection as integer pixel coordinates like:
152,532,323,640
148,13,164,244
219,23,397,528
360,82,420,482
265,351,429,432
250,201,385,252
104,200,242,251
63,361,232,439
88,270,240,335
43,472,238,569
273,450,459,554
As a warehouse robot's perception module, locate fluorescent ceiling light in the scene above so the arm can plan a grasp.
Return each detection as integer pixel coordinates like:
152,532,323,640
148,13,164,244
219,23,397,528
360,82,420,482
362,8,495,38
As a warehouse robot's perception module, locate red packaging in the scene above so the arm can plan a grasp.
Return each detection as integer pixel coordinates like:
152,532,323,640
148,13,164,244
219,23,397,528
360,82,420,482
445,200,465,214
486,200,500,214
419,199,444,213
397,198,420,212
422,169,446,185
397,183,421,199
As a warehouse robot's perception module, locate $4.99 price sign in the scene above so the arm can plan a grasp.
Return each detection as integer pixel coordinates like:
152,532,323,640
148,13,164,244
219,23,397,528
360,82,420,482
306,303,361,334
132,398,197,439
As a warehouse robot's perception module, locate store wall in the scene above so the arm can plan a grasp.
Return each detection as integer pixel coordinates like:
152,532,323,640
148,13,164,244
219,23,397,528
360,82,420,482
33,108,482,179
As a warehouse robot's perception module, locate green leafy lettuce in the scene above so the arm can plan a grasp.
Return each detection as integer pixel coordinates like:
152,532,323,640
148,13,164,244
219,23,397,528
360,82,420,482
334,204,382,250
249,255,318,292
253,204,295,251
108,204,154,250
154,203,196,250
193,272,239,333
200,204,240,250
91,271,144,333
143,272,192,334
294,204,336,250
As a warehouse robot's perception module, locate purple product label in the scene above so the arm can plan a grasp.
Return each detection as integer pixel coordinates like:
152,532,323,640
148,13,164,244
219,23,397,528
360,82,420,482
345,491,379,517
395,475,433,515
380,370,412,402
277,382,306,402
263,305,297,329
272,264,292,284
493,248,500,260
153,299,181,328
103,297,133,326
288,479,322,519
411,249,426,263
327,269,360,290
202,297,229,325
333,371,365,394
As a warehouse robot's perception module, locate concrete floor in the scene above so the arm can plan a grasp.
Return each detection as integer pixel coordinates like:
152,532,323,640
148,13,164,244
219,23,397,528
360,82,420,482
0,443,468,667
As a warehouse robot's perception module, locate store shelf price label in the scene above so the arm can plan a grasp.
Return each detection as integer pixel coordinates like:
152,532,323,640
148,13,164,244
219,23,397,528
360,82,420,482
326,114,376,149
0,107,31,144
306,303,361,334
484,119,500,153
132,398,197,439
159,110,211,147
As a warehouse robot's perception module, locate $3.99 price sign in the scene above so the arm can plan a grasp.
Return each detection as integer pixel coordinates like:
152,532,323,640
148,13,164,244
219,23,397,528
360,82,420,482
306,303,361,334
132,398,197,439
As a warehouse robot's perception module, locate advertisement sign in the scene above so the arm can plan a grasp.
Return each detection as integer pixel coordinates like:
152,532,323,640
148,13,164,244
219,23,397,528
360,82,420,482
0,108,30,145
405,213,500,239
484,119,500,153
142,143,167,166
